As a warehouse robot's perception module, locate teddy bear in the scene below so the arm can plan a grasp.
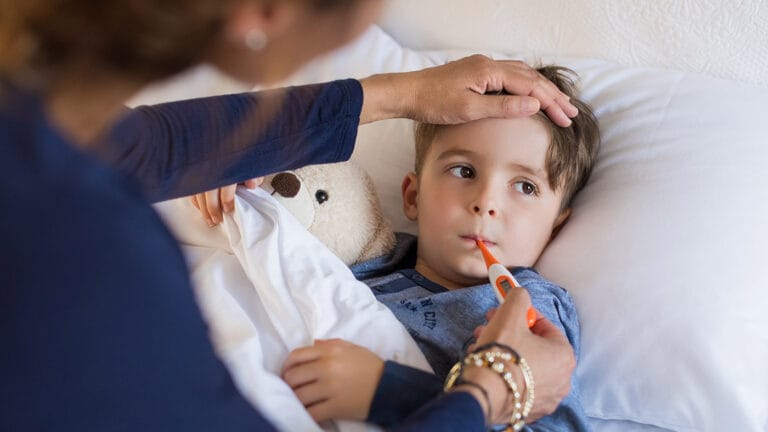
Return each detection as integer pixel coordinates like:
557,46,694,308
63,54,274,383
260,161,396,266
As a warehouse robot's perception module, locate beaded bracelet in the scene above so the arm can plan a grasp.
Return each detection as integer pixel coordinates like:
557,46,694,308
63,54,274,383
444,345,534,431
464,351,524,429
470,343,534,422
518,357,535,420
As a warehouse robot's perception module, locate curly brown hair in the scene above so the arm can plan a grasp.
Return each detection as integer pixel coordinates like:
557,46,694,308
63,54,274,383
413,65,600,210
0,0,361,86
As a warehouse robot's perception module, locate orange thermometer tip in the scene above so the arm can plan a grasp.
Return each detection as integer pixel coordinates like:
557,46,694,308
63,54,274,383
475,239,499,267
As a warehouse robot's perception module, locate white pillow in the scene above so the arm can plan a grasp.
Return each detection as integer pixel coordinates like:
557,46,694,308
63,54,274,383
282,27,768,431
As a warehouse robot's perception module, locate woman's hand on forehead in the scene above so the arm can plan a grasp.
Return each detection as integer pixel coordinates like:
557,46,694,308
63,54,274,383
360,55,578,127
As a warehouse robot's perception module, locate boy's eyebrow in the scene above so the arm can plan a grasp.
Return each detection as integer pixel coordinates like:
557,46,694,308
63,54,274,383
509,162,548,180
435,148,476,161
436,148,547,179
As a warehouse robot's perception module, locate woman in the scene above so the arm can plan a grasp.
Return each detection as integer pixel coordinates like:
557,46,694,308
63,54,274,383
0,0,577,430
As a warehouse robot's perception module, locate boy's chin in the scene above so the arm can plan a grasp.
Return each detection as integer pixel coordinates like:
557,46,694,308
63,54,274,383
455,271,490,287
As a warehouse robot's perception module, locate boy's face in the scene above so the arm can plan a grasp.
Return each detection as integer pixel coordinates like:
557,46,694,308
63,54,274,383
403,117,570,289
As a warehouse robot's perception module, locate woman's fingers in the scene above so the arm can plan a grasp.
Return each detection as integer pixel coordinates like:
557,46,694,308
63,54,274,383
219,184,237,214
202,189,221,225
189,178,264,226
495,60,578,125
243,177,264,189
426,55,579,126
472,286,575,421
192,192,214,227
530,312,568,339
480,287,534,343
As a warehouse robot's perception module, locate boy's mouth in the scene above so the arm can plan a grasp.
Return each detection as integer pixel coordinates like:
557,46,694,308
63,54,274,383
460,234,495,246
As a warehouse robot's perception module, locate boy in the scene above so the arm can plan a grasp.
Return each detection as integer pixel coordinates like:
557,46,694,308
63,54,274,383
283,66,599,430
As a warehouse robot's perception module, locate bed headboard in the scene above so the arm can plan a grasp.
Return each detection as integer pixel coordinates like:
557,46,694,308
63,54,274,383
379,0,768,88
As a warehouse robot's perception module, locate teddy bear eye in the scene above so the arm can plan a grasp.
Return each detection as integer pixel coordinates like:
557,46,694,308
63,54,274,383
315,190,329,204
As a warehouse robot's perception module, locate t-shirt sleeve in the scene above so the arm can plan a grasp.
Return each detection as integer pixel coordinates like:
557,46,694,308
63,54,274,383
101,79,362,202
521,272,591,431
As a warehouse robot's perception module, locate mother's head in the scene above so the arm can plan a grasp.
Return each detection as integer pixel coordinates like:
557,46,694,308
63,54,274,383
0,0,383,88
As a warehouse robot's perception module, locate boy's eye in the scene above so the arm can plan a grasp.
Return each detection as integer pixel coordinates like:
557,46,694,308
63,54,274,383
449,166,475,179
514,181,538,196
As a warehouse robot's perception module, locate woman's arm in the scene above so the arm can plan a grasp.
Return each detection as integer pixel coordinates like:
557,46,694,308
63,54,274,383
102,80,362,202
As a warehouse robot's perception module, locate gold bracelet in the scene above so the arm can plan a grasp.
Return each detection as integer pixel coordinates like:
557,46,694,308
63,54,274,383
445,348,535,431
518,357,535,420
457,351,525,427
465,352,524,430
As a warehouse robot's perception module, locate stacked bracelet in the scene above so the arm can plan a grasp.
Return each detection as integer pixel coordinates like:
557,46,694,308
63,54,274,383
518,357,535,420
444,344,535,431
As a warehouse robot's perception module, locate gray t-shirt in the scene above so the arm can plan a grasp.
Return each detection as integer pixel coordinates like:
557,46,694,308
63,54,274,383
351,233,590,432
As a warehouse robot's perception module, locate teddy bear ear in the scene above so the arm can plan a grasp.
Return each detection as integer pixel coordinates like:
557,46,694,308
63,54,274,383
261,170,315,228
270,172,301,198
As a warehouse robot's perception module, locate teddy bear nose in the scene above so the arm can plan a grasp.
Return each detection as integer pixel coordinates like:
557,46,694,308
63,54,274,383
271,172,301,198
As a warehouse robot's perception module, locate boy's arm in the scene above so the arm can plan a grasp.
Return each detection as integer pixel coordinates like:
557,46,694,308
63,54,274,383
367,361,443,427
281,339,443,427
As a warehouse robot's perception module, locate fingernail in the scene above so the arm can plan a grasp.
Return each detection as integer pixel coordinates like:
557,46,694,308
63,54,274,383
522,97,539,114
207,221,215,228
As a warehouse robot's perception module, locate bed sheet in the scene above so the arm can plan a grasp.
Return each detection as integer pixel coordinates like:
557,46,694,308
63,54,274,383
154,188,431,432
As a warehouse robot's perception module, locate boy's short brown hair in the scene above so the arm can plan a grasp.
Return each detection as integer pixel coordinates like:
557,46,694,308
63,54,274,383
413,66,600,210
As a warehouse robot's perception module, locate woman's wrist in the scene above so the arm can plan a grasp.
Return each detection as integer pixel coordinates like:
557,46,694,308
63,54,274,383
358,72,415,124
454,365,514,422
444,345,534,430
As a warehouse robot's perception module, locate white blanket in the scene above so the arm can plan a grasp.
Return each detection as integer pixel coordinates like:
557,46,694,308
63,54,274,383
154,187,431,432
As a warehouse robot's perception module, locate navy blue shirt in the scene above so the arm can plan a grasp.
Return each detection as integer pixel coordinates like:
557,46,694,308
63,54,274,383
0,80,487,432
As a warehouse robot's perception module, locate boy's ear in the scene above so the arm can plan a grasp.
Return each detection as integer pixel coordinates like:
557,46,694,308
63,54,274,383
401,172,419,221
550,207,571,240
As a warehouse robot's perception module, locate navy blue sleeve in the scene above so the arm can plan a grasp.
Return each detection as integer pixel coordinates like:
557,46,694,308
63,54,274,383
367,361,443,427
102,80,361,202
393,392,485,432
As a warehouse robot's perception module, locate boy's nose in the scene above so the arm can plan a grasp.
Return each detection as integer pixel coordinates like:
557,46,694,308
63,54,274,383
471,188,498,217
472,205,497,216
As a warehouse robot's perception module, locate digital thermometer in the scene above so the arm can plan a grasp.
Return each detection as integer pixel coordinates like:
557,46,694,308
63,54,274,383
476,239,537,328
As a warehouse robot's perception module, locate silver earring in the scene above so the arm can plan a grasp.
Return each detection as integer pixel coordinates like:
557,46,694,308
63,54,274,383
245,28,267,51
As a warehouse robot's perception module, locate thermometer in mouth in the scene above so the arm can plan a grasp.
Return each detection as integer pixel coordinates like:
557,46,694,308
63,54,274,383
476,239,537,328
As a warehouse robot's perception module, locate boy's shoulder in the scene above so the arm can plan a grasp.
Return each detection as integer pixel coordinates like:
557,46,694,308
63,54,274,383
513,267,570,296
351,232,417,280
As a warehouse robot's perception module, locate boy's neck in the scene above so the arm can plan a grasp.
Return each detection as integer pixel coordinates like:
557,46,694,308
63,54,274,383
414,259,486,290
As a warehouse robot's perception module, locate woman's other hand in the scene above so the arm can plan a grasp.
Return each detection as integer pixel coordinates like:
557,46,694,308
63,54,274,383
189,177,263,227
360,55,578,127
473,287,576,422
